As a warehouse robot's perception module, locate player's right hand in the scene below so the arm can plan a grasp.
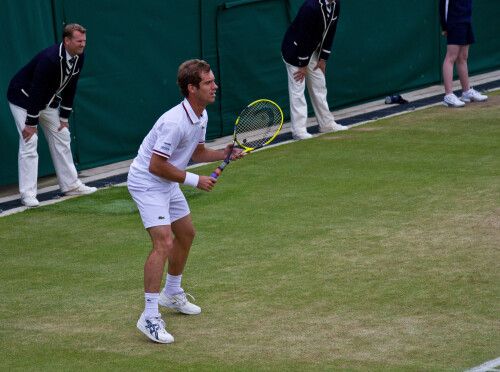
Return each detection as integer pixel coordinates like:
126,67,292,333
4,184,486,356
197,175,217,192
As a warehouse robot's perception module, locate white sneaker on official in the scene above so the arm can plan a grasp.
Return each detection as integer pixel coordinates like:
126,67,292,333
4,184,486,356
65,184,97,196
461,88,488,102
159,290,201,315
21,196,40,207
137,312,174,344
292,132,313,140
319,122,348,133
443,93,465,108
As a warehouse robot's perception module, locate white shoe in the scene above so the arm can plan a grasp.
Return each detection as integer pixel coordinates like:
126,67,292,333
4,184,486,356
65,184,97,196
21,196,40,207
443,93,465,108
319,122,348,133
159,290,201,315
137,313,174,344
461,88,488,102
292,132,313,140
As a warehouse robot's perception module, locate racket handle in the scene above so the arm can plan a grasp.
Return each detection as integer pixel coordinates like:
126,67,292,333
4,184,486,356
210,161,228,179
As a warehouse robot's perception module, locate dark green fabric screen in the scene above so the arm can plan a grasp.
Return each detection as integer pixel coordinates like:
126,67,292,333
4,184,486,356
1,0,499,187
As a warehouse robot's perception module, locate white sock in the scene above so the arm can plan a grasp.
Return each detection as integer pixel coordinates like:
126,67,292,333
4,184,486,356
164,273,182,295
144,292,160,320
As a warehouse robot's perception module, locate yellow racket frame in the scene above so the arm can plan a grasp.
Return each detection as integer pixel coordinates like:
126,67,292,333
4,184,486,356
233,99,284,152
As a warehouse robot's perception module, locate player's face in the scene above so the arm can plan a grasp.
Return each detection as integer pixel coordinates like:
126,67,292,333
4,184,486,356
195,70,218,105
64,31,86,57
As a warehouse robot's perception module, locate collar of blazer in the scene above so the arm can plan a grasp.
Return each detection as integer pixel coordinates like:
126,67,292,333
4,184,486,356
320,0,337,27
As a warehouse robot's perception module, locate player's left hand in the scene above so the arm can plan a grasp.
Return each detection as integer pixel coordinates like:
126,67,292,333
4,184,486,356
230,148,245,161
224,143,245,161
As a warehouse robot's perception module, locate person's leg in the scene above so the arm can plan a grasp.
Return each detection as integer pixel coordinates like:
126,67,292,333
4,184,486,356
130,187,175,343
456,44,470,92
145,225,173,293
284,61,310,138
38,108,82,193
305,52,336,129
443,45,459,95
158,214,200,314
167,214,196,276
9,103,39,201
158,186,201,314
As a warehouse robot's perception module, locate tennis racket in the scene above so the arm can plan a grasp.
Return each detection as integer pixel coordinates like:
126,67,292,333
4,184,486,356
210,99,284,179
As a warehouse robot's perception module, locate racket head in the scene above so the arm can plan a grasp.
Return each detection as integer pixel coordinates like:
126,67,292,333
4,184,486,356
233,99,284,152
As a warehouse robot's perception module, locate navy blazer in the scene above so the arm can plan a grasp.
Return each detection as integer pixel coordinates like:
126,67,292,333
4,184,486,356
7,42,84,126
439,0,473,31
282,0,340,67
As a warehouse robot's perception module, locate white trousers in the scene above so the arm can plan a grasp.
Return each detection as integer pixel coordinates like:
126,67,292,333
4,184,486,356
285,51,336,135
9,103,82,198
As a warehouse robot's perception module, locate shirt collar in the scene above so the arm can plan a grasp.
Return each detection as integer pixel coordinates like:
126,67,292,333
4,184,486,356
182,98,202,125
65,50,73,61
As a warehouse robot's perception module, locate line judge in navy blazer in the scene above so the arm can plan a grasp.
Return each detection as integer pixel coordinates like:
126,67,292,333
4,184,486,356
282,0,347,140
7,23,96,207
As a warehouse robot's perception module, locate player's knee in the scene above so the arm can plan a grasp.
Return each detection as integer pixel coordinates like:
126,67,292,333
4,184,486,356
184,225,196,243
152,236,173,256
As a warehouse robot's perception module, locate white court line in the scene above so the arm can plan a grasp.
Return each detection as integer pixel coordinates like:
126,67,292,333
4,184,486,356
464,357,500,372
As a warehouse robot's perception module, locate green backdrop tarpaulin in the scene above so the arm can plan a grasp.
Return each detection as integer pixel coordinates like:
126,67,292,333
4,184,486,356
1,0,499,187
215,0,291,134
0,1,57,186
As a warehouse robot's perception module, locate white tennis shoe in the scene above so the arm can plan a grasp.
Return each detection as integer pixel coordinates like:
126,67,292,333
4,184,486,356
461,88,488,102
292,132,313,140
443,93,465,108
159,290,201,315
137,313,174,344
319,122,348,133
65,184,97,196
21,196,40,207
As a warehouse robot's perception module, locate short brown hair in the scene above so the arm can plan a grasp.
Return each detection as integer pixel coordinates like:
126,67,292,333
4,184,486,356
177,59,211,98
62,23,87,40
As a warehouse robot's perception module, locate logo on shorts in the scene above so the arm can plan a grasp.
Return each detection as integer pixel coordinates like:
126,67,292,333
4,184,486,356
158,216,165,220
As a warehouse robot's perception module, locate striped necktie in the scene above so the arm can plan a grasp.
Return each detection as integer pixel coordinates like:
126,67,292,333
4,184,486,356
65,57,75,75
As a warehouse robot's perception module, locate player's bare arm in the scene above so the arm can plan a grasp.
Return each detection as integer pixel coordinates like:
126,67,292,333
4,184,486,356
149,153,216,192
191,143,243,164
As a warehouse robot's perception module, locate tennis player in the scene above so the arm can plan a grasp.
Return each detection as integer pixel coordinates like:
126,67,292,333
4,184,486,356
128,59,243,344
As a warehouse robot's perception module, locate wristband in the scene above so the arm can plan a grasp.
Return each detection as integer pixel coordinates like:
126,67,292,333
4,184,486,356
183,172,199,188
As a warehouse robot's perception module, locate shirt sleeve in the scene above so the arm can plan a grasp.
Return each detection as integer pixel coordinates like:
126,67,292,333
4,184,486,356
25,55,58,126
294,5,319,66
152,121,181,159
439,0,448,31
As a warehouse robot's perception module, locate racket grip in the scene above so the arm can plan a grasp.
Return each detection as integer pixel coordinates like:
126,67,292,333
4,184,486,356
210,161,228,179
210,169,221,179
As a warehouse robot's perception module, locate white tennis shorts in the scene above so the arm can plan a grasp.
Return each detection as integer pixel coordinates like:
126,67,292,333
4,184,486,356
128,183,190,229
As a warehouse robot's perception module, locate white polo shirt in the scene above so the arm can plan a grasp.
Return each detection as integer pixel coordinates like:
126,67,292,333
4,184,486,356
128,98,207,191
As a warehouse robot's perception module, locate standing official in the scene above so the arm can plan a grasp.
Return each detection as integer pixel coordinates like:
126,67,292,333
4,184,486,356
7,23,96,207
282,0,348,140
440,0,487,107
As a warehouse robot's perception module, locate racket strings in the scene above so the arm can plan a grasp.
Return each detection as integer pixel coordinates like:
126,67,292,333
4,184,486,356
235,101,282,149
